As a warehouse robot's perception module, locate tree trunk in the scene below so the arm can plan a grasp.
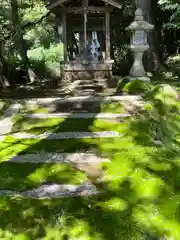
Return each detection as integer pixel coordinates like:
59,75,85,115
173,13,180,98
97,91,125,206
0,41,10,88
10,0,36,83
0,63,10,88
134,0,160,72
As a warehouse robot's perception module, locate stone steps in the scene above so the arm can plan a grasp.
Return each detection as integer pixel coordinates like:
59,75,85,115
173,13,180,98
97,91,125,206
74,89,97,96
72,79,107,85
76,85,103,93
61,78,107,95
76,83,105,89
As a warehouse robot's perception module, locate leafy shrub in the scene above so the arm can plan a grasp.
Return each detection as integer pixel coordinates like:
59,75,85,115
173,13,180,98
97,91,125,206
28,44,63,74
158,0,180,29
116,79,152,95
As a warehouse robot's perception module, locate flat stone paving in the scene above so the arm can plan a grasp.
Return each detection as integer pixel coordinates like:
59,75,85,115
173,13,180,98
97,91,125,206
0,184,98,199
11,131,121,139
9,152,110,163
22,112,131,119
0,97,132,199
4,95,141,104
3,103,22,118
0,103,21,140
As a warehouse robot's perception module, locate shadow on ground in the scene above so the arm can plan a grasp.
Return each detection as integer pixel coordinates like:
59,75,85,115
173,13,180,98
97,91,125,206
0,90,179,239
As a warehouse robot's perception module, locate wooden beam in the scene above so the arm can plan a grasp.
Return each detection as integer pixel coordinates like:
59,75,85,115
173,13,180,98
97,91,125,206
72,27,105,32
83,0,88,63
48,0,67,9
64,6,113,13
105,10,111,60
49,0,122,10
102,0,122,9
62,11,67,62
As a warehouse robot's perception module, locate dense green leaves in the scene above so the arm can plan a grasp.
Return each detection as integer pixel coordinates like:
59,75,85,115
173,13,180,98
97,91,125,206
158,0,180,29
0,0,179,84
0,0,62,85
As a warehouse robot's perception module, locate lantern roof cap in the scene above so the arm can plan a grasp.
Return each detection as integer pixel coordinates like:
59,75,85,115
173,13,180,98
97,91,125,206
126,8,154,31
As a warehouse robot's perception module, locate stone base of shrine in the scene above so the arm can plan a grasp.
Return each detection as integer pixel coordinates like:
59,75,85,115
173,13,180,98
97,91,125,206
61,61,113,84
128,76,151,82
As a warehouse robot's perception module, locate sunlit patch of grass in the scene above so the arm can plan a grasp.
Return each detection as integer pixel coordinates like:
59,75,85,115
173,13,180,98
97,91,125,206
22,106,49,114
0,162,87,191
0,136,96,162
11,117,129,135
133,198,180,239
101,101,126,113
0,83,180,239
0,196,149,240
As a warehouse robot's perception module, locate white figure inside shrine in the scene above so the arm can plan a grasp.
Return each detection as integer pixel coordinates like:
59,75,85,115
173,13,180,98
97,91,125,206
89,31,100,60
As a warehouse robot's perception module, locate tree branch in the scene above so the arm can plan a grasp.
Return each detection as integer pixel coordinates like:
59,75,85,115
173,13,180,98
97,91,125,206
2,11,51,41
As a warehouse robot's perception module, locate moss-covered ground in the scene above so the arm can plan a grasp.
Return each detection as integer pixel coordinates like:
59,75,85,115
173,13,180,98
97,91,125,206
0,84,179,240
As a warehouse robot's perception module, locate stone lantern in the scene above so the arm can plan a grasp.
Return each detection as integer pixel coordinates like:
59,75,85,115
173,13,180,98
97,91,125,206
126,8,154,81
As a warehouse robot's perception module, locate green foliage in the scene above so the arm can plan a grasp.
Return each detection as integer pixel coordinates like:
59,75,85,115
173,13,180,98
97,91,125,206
21,2,60,75
166,54,180,69
28,44,63,73
123,80,152,94
117,79,152,95
0,162,88,191
0,0,60,82
158,0,180,29
0,84,180,239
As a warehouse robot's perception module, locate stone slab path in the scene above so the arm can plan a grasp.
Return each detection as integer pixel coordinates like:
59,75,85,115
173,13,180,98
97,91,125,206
0,96,134,199
22,112,131,119
9,152,110,163
0,183,98,199
7,95,141,104
0,103,21,140
11,131,121,139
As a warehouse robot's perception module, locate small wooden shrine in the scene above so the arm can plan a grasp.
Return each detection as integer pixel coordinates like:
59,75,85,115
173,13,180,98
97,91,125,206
48,0,122,82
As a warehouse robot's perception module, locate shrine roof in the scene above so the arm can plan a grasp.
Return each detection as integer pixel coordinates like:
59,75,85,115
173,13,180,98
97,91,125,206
48,0,122,10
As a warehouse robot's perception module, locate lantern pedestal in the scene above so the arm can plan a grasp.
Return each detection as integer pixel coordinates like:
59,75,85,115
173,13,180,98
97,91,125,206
129,44,150,82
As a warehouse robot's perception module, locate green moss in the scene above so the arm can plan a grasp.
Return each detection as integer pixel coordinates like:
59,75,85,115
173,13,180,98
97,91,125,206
116,79,152,95
116,77,130,93
0,196,148,240
0,82,180,239
0,162,87,191
19,104,48,114
101,101,126,113
20,102,126,114
123,80,152,94
11,117,129,134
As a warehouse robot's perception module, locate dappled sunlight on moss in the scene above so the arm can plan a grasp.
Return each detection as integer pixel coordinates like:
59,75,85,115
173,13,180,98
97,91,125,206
101,102,126,114
0,84,180,239
133,204,180,239
0,196,146,239
130,169,164,199
0,163,87,191
12,116,129,135
0,136,40,162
